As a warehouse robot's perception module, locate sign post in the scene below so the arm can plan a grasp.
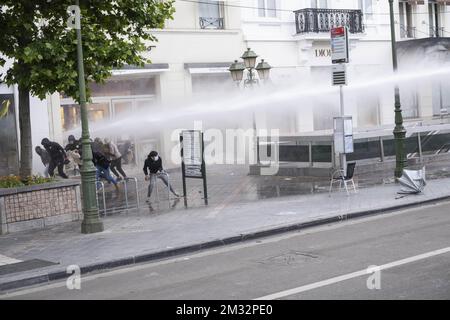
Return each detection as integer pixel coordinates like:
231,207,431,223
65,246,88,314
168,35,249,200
331,26,352,175
180,130,208,206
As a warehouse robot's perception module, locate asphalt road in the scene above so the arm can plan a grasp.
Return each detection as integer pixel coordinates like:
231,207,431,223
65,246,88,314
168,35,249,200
2,200,450,300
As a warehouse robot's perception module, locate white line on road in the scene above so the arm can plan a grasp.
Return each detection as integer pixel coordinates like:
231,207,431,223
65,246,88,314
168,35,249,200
254,246,450,300
0,255,21,266
2,201,449,298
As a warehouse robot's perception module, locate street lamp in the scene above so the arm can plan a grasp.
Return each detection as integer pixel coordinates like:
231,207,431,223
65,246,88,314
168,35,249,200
228,60,245,82
229,48,271,164
228,48,272,126
73,0,104,233
388,0,407,178
255,59,271,81
241,48,258,69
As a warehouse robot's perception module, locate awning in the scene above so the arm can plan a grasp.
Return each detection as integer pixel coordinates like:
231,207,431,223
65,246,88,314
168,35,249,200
184,62,232,74
111,63,169,76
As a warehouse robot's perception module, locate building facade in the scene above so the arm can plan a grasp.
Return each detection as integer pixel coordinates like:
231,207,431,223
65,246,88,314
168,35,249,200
1,0,450,175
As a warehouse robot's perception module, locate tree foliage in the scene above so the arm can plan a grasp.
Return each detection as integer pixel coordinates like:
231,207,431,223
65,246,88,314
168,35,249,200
0,0,175,101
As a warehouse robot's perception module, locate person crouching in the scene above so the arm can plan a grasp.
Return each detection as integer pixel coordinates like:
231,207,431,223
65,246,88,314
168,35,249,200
143,151,179,203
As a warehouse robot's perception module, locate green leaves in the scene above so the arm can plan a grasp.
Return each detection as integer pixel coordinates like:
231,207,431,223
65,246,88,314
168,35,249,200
0,0,175,102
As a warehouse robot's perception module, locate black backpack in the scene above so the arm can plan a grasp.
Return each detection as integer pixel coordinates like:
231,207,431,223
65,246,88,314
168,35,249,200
93,152,110,169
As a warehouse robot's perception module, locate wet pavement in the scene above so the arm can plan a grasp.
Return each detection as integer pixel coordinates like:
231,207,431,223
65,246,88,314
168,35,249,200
2,159,450,291
97,158,450,215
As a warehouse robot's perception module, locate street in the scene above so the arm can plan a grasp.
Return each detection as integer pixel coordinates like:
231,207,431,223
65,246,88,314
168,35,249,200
2,200,449,300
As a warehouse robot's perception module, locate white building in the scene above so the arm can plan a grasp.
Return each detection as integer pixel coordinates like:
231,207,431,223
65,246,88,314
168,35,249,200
2,0,450,175
240,0,450,134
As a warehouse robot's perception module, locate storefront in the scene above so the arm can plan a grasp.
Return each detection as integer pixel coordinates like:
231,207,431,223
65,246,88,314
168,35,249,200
59,65,167,166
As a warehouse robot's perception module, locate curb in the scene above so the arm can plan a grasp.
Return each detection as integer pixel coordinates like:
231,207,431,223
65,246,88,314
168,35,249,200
2,193,450,293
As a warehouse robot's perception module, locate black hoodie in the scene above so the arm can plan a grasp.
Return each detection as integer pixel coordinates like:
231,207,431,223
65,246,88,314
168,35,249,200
143,156,163,175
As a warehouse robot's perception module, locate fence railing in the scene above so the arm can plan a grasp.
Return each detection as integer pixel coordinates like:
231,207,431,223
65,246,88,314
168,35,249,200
96,177,140,215
199,17,224,29
294,8,364,34
257,123,450,168
429,26,445,37
400,25,416,39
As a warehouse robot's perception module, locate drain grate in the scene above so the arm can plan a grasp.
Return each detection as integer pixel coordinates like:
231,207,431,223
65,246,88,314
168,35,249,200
0,259,58,276
258,251,320,266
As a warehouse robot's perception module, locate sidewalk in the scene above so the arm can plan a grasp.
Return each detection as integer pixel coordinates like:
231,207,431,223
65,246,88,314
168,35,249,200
1,168,450,292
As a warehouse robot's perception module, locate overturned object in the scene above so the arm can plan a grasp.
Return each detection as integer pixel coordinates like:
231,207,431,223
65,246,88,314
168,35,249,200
398,167,426,194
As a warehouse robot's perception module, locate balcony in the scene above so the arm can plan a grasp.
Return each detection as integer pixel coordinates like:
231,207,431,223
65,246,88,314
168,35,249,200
294,8,364,34
199,17,224,30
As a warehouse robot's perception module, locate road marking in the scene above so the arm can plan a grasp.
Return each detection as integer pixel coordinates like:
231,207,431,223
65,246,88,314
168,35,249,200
0,255,21,266
254,246,450,300
1,201,449,298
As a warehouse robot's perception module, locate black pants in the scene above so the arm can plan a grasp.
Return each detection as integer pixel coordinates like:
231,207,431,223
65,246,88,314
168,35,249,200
48,159,68,179
110,157,127,179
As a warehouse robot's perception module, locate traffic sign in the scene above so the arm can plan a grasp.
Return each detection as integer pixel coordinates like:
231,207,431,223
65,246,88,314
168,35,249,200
332,64,347,86
331,26,349,64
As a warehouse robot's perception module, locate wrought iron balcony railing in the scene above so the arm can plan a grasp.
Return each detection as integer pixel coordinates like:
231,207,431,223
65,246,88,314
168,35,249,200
199,17,224,29
294,8,364,34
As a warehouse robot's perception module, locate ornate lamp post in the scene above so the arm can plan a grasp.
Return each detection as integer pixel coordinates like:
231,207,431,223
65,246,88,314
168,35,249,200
229,48,271,165
73,0,104,233
255,59,272,81
228,48,272,129
388,0,407,178
228,60,245,83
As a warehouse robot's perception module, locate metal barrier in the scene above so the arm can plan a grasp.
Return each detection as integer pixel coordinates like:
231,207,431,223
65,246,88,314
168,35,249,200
151,172,171,209
124,177,140,210
96,181,106,215
95,177,140,216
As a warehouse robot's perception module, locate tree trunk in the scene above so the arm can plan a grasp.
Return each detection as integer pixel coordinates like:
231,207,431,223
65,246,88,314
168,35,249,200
18,85,32,178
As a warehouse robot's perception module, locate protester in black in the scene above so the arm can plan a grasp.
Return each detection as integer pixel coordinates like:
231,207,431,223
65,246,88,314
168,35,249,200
65,135,81,152
143,151,179,202
93,151,118,190
41,138,69,179
35,146,51,177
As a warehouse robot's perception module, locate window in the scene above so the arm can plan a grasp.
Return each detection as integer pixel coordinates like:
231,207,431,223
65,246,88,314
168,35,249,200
199,1,224,29
258,0,277,18
358,0,373,19
428,1,441,37
399,1,415,38
310,0,328,8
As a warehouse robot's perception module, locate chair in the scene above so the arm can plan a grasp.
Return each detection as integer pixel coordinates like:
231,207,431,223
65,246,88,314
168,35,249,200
329,162,357,196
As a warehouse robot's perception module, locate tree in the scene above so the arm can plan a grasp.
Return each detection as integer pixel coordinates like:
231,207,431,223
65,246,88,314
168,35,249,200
0,0,174,177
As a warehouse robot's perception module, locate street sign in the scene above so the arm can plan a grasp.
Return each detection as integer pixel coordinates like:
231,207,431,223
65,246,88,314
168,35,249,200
332,64,347,86
331,26,349,64
180,130,208,205
333,116,354,154
181,130,202,178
